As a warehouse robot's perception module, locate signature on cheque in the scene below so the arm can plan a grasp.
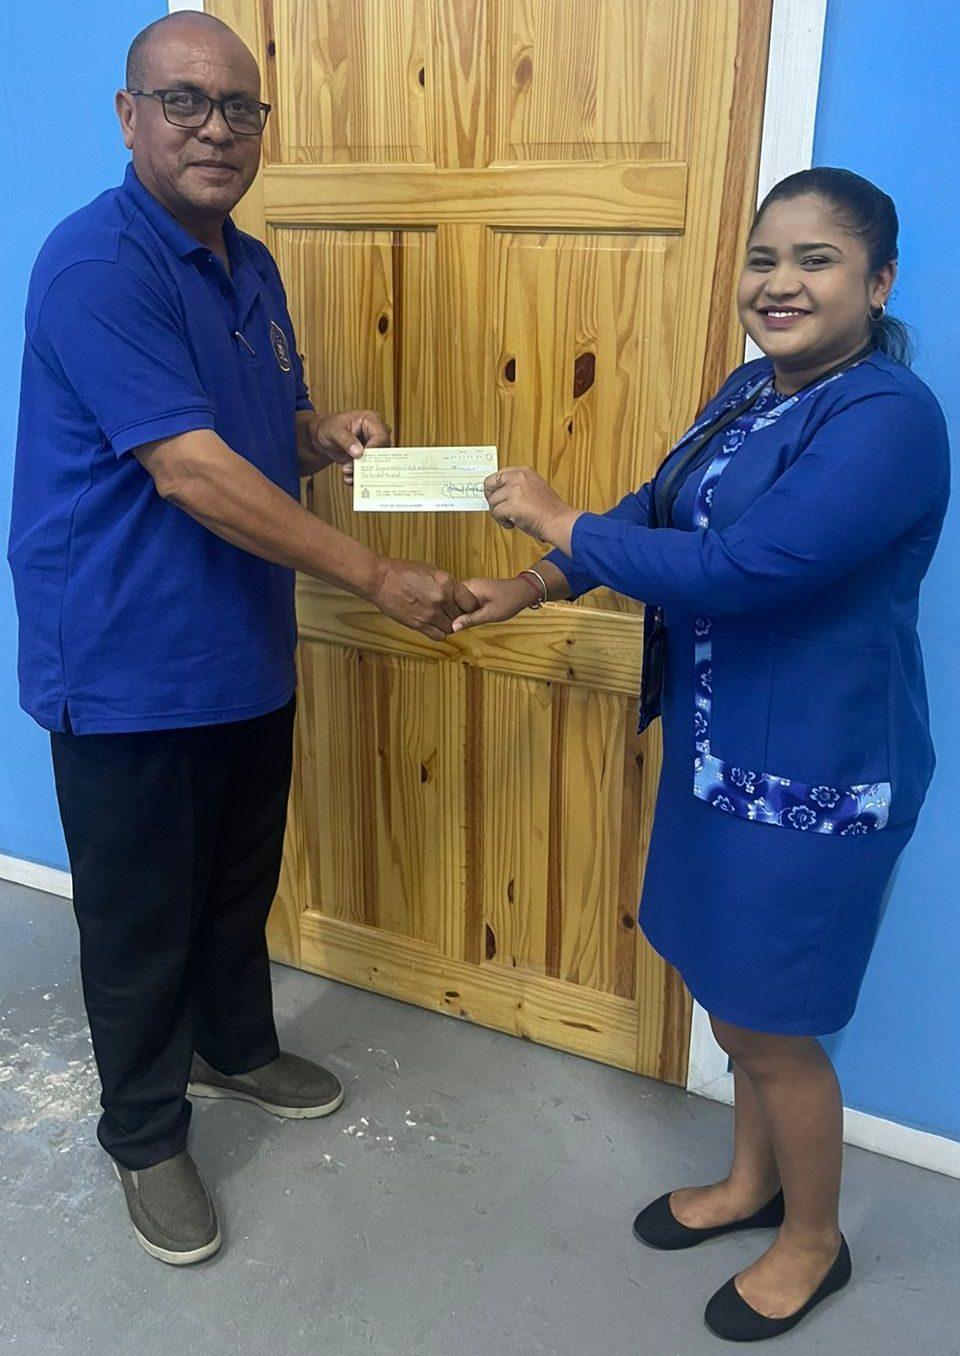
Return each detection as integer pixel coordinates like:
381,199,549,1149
442,482,485,497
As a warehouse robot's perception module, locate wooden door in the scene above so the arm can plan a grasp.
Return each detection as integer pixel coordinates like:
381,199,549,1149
207,0,772,1083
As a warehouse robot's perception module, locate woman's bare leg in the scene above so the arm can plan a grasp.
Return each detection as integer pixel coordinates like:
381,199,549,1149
707,1016,844,1317
670,1050,781,1228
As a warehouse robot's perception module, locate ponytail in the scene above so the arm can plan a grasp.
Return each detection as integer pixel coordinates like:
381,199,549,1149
871,310,913,365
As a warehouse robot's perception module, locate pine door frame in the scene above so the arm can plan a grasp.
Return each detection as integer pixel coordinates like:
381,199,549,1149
169,0,829,1101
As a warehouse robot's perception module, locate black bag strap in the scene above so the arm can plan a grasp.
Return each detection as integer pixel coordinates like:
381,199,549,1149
652,383,766,528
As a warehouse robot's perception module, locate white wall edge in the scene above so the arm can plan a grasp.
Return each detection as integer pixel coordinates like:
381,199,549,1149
687,1000,734,1100
167,0,205,12
744,0,828,364
755,0,828,206
0,853,73,900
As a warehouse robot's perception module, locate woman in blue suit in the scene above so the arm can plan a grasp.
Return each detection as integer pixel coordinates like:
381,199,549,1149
452,170,949,1342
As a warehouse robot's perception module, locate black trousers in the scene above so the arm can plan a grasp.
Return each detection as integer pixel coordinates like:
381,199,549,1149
51,698,296,1169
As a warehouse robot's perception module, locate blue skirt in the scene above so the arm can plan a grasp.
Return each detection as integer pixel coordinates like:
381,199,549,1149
639,613,916,1036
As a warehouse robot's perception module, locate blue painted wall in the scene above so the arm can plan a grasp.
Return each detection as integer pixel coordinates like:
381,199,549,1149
813,0,960,1142
0,3,957,1141
0,3,162,867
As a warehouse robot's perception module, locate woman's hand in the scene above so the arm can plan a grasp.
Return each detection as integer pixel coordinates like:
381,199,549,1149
451,577,535,632
483,467,582,552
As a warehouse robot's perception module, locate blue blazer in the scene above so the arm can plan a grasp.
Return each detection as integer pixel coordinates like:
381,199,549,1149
547,351,950,826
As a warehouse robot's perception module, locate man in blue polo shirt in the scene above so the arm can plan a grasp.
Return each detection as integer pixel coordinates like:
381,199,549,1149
8,11,476,1266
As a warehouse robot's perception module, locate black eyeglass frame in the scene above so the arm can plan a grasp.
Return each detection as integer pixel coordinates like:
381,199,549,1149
127,88,272,136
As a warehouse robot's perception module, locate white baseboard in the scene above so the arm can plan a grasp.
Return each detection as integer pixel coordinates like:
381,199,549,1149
687,1002,960,1179
0,852,73,900
840,1108,960,1179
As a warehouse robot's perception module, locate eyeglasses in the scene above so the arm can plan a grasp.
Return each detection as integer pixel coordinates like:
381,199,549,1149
127,88,271,136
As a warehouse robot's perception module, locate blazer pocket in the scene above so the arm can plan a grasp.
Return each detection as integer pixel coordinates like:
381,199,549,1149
765,634,890,789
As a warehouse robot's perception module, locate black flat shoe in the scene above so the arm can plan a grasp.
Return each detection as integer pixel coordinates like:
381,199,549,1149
704,1235,851,1342
633,1189,785,1251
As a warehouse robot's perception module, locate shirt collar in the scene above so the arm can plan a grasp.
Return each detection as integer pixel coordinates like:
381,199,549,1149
222,216,245,271
222,216,265,324
120,162,264,320
121,162,214,259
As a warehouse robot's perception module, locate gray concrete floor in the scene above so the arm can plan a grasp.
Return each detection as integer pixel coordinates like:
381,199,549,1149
0,879,957,1356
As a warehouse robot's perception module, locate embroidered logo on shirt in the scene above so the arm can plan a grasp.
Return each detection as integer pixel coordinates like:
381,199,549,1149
269,321,292,372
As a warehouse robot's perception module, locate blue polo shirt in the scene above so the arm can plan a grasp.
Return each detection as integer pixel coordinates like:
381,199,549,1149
8,163,312,733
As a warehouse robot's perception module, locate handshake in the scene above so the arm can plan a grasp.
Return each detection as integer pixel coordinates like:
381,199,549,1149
364,555,551,642
366,557,480,642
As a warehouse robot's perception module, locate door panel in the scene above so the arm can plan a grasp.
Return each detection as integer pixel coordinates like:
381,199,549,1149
490,0,693,162
271,0,431,164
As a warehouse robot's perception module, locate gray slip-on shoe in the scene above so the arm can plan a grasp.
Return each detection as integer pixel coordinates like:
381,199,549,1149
112,1150,221,1266
188,1050,345,1119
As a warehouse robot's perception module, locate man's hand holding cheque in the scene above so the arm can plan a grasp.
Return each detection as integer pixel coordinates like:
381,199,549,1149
298,407,393,479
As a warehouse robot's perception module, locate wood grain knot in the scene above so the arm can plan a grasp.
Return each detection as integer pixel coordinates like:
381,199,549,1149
566,419,574,436
503,357,516,384
622,913,635,930
378,314,389,335
420,762,429,783
485,924,497,960
267,38,276,58
514,55,533,89
507,878,515,904
417,66,425,87
573,351,596,399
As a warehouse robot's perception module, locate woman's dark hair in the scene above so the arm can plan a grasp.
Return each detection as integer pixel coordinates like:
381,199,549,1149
751,167,912,366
